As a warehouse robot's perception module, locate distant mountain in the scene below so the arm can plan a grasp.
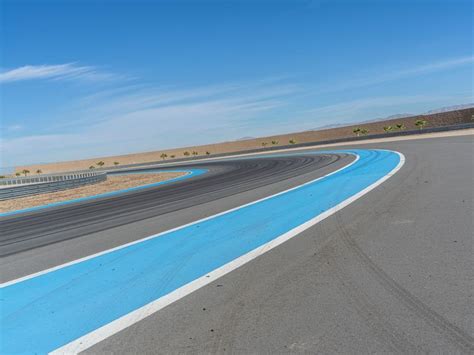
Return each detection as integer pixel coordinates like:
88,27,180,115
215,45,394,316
313,103,473,131
235,136,256,141
314,113,414,130
424,103,474,114
384,113,415,120
355,113,415,124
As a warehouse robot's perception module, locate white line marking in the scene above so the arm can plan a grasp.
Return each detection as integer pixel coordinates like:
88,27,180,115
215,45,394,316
1,152,358,287
48,151,405,354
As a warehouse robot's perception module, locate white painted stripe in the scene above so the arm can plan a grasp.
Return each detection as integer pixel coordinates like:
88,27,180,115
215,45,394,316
49,151,405,354
1,152,359,287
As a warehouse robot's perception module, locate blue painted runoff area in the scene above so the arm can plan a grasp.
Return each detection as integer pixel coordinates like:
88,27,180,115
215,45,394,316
0,150,401,354
0,169,207,218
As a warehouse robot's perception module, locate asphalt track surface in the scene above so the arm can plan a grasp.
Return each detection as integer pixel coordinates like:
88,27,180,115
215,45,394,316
1,134,473,353
0,153,349,257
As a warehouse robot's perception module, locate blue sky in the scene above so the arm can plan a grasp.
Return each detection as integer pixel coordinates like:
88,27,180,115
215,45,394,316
1,0,472,168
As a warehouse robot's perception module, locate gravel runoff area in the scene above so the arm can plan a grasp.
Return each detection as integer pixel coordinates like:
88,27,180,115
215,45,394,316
0,172,186,213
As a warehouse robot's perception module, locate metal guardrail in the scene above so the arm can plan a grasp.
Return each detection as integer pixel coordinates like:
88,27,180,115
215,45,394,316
0,171,103,186
3,121,472,200
0,172,107,201
25,122,470,178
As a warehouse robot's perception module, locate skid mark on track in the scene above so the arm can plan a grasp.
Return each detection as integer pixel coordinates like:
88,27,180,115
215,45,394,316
334,211,474,353
2,150,406,354
1,155,345,258
325,241,419,353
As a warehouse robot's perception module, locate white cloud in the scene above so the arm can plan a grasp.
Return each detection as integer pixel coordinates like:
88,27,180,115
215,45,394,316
5,124,23,132
313,55,474,94
2,55,472,166
1,79,300,166
394,56,474,76
304,94,472,126
0,63,122,83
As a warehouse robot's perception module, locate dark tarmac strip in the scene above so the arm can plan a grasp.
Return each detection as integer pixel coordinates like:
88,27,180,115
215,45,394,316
1,134,472,353
1,153,351,275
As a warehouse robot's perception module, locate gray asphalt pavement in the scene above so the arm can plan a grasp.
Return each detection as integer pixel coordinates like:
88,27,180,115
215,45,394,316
0,153,348,257
2,134,473,353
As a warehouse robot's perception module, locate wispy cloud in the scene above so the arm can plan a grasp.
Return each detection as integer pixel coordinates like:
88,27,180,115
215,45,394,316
354,56,473,86
1,79,300,166
397,56,474,75
304,94,473,126
2,56,472,166
5,124,23,132
44,78,300,131
0,63,123,83
313,55,474,94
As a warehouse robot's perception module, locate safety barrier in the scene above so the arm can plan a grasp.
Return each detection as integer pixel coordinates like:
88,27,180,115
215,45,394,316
36,122,472,177
0,172,107,201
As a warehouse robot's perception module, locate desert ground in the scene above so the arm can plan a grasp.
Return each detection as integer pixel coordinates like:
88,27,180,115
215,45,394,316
0,172,186,213
16,108,473,174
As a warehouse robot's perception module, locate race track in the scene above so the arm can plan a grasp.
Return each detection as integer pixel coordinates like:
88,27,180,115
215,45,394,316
0,153,350,257
1,134,473,353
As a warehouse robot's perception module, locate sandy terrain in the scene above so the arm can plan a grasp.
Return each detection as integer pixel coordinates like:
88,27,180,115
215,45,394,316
239,127,474,155
0,172,186,213
17,108,474,174
117,129,474,172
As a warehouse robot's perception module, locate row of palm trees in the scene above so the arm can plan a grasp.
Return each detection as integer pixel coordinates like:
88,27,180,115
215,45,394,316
261,139,297,147
383,123,407,132
414,120,428,130
383,120,427,133
85,150,214,168
12,119,431,177
179,151,211,159
10,169,42,177
355,120,428,137
159,150,212,160
89,161,120,169
352,128,370,137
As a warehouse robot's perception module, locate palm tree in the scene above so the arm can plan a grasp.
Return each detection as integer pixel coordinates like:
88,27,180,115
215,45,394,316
160,153,168,160
170,155,176,158
183,151,190,157
15,172,21,177
353,128,361,137
289,139,296,144
360,128,369,136
192,151,198,157
261,142,268,147
89,166,95,169
383,126,393,133
22,169,30,176
113,161,120,166
205,151,211,156
36,169,42,174
395,123,406,130
415,119,427,130
271,140,279,145
97,161,105,167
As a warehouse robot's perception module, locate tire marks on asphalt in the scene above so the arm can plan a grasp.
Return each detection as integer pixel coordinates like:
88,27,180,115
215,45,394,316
334,211,474,352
